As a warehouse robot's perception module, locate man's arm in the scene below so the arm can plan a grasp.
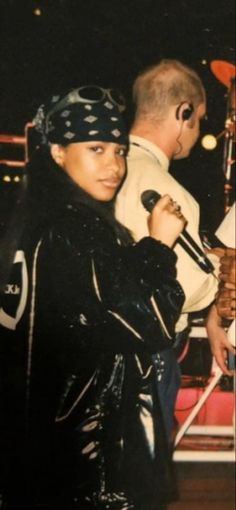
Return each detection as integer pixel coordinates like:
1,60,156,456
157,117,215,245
206,249,236,374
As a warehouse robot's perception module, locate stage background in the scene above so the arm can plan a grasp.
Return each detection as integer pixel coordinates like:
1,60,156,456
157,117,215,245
0,0,235,234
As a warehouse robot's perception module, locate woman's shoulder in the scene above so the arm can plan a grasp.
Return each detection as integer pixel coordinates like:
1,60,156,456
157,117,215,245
48,202,112,250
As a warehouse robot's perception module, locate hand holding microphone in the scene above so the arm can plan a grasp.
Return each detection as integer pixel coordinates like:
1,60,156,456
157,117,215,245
141,189,215,274
147,194,187,248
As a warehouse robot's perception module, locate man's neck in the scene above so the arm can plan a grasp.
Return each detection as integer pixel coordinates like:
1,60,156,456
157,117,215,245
130,122,175,160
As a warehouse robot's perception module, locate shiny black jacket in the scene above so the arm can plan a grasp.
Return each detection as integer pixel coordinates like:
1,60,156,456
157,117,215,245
0,173,184,509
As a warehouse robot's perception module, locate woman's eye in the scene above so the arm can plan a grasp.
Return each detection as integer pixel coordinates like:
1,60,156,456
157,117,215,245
90,146,103,153
117,148,127,157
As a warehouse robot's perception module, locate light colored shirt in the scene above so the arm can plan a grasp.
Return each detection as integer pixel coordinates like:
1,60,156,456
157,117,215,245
116,135,219,332
215,202,235,249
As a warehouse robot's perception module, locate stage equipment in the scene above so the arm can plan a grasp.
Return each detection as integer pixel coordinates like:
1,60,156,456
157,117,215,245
201,130,226,150
0,123,33,168
210,60,236,213
210,60,236,88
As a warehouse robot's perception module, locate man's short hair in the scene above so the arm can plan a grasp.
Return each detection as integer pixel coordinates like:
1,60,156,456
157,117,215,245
133,59,206,121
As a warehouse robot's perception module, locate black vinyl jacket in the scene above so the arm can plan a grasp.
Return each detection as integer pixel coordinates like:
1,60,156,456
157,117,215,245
0,166,185,510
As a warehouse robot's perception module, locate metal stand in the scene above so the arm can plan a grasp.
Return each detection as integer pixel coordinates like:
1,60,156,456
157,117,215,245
222,78,235,213
174,326,235,462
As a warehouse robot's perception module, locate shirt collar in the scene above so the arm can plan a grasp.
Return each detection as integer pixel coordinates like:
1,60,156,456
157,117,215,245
129,135,170,172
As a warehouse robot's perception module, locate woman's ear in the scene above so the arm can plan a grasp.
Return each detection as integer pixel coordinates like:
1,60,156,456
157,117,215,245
50,144,65,167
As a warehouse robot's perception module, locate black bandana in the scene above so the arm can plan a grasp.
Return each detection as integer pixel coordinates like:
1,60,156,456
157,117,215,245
33,91,128,146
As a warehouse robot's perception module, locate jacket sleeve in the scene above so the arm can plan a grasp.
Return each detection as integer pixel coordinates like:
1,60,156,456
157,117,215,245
91,236,185,349
46,217,185,352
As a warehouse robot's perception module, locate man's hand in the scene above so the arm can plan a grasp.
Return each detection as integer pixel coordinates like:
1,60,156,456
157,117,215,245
206,304,235,376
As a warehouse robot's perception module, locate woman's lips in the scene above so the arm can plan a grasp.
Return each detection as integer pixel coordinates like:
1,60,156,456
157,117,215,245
100,178,121,189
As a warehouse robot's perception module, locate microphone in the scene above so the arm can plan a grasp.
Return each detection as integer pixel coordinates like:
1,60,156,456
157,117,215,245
141,190,215,274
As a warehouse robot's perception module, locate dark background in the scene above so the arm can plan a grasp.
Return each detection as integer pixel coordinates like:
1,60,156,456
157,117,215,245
0,0,235,235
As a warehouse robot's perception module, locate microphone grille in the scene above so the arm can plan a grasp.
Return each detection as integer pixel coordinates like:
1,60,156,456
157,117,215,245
141,190,161,212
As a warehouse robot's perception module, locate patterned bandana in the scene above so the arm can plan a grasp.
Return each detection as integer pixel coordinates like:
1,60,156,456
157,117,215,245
33,89,128,146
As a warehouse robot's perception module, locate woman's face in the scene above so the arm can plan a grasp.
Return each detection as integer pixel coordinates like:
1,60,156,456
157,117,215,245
51,141,127,201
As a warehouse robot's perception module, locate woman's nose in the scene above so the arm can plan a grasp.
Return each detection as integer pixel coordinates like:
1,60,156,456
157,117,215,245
107,155,120,174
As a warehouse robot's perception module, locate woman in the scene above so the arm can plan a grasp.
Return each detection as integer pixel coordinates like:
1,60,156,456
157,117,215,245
0,86,186,509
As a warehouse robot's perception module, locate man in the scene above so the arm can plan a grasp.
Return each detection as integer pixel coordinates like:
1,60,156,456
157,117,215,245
115,59,222,436
207,202,236,372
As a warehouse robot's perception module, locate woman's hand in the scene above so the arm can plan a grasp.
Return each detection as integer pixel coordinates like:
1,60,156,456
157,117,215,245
148,194,187,248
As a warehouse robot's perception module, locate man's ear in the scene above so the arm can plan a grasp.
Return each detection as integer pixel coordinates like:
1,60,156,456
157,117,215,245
50,144,65,166
175,102,194,122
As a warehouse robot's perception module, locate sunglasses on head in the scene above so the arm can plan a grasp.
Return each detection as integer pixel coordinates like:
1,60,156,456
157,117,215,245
46,86,126,124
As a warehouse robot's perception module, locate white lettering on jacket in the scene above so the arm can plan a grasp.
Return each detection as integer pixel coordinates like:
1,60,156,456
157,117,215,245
0,250,28,330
